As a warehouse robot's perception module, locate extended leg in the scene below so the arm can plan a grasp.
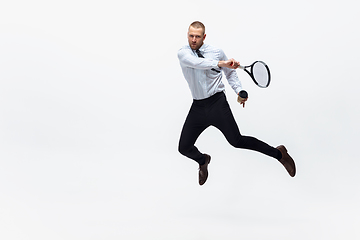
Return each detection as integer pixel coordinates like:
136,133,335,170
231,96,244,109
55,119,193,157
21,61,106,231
210,94,280,159
209,94,296,176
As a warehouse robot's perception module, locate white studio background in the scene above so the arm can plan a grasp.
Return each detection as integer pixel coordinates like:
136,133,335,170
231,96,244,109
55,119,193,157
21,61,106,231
0,0,359,239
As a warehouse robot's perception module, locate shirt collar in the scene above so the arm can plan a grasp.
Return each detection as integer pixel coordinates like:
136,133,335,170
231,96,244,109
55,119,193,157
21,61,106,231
191,43,207,54
198,43,206,51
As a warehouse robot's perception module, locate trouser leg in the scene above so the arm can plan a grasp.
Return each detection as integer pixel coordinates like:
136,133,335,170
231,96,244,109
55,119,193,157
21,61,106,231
178,103,209,165
210,93,280,159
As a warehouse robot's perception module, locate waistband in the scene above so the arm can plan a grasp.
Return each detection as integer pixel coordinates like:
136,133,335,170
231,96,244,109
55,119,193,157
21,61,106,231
193,91,225,106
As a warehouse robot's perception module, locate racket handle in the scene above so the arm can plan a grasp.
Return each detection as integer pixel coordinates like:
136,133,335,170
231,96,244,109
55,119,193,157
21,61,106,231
238,65,245,70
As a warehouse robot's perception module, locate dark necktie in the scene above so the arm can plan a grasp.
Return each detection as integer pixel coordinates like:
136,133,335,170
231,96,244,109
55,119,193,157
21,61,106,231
195,50,221,73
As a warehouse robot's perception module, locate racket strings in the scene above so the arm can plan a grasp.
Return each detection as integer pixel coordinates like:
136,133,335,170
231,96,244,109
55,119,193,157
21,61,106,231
252,62,270,88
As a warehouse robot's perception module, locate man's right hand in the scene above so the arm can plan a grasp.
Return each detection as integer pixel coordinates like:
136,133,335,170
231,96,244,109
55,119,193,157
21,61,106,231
218,58,240,69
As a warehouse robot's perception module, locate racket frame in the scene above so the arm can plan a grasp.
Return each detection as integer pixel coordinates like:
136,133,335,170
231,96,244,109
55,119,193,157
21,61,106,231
239,61,271,88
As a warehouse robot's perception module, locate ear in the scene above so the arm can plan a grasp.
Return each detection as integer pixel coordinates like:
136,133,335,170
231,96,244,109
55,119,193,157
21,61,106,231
203,34,207,41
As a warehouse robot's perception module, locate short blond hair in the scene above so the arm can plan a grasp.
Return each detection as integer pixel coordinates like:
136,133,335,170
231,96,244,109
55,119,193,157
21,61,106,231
189,21,205,34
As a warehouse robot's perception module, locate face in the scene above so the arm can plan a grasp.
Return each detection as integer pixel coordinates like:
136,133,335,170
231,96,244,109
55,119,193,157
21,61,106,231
188,26,206,50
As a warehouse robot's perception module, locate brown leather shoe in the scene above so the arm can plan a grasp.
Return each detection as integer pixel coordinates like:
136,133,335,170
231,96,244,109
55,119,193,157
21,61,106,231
199,154,211,185
276,145,296,177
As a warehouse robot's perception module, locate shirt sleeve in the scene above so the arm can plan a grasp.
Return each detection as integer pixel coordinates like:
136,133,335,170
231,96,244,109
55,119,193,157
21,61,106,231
221,50,243,95
178,47,219,70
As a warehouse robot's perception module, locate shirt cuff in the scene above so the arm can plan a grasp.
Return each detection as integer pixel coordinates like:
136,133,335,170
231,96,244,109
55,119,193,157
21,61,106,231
235,87,243,95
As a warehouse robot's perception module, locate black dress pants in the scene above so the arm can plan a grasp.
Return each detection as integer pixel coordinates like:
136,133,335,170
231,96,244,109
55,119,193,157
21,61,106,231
178,91,280,165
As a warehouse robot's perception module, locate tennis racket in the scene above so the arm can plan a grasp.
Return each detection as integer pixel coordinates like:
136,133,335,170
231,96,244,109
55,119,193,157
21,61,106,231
238,61,271,88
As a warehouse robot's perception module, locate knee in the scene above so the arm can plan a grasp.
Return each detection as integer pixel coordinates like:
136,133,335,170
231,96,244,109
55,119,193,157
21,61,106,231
229,136,247,148
178,140,195,157
178,142,187,156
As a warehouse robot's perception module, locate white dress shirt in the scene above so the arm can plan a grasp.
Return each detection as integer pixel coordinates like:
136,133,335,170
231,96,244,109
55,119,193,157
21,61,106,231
178,43,242,100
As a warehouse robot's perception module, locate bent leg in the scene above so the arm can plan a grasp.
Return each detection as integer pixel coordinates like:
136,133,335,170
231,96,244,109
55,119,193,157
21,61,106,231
178,104,209,165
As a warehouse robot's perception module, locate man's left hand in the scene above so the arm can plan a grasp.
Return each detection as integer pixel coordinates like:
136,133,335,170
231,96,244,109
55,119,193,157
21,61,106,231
237,96,248,108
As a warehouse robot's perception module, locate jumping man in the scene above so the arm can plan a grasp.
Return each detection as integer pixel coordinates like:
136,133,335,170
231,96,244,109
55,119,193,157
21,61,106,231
177,21,296,185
